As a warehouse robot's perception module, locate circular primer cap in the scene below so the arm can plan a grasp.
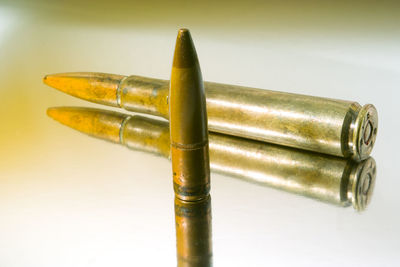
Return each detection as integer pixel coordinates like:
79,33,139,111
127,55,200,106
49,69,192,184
354,104,378,161
350,157,376,211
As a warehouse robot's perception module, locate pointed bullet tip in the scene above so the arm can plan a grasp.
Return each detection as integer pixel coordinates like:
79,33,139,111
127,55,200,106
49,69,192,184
42,74,53,85
42,73,63,88
46,106,67,121
173,28,198,68
43,73,60,86
178,28,189,35
46,107,55,116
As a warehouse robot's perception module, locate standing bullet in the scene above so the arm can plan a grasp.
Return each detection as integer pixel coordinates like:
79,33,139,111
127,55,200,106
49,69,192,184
169,28,212,267
169,29,210,202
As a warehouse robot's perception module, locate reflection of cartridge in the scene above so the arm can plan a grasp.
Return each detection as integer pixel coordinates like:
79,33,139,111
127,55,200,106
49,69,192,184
43,73,378,161
175,196,212,267
47,107,376,211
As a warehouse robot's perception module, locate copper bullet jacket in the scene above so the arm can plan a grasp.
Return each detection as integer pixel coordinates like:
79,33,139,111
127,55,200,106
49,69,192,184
44,73,378,161
43,72,124,107
47,107,376,211
169,29,210,201
175,196,212,267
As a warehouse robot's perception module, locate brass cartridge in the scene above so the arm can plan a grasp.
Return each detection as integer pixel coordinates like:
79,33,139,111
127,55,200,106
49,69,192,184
44,73,378,161
47,107,376,210
175,196,212,267
169,29,210,201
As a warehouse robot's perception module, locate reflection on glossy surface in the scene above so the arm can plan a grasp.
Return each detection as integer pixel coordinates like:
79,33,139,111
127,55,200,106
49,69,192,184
47,107,376,210
43,71,378,160
175,196,212,267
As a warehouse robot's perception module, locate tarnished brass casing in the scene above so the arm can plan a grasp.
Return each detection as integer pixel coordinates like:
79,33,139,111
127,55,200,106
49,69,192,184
169,29,210,201
116,76,377,161
47,107,376,211
175,196,212,267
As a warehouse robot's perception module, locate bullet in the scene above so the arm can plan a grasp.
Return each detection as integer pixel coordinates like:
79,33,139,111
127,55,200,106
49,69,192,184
44,72,124,107
170,29,213,267
47,107,376,211
43,74,378,161
175,196,212,267
169,29,210,201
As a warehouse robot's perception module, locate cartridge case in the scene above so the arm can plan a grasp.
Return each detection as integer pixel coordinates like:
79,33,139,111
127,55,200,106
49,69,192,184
116,75,377,161
175,196,213,267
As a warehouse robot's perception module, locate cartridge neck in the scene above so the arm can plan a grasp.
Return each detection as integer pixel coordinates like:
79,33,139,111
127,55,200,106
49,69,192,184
118,75,170,118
